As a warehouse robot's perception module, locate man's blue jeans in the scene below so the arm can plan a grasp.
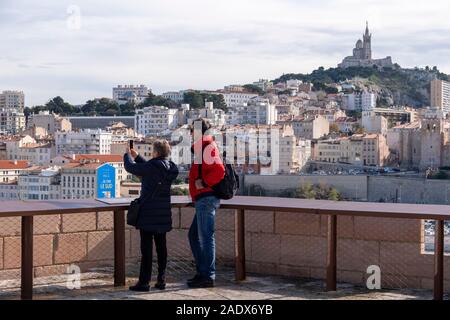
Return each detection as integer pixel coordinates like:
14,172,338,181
188,195,220,280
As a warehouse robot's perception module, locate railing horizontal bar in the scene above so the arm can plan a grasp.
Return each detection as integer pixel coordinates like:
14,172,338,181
1,196,450,220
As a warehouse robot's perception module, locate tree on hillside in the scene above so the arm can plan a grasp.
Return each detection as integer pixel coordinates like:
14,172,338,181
35,96,77,115
82,98,120,116
183,91,227,111
120,101,137,116
243,84,264,95
140,92,177,108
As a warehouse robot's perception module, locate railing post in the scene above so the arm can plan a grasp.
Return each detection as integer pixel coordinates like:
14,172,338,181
326,214,337,292
235,208,246,281
21,215,34,300
434,219,444,300
113,210,126,287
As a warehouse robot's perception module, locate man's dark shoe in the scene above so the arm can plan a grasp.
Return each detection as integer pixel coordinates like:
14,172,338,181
187,274,202,284
154,282,166,290
129,282,150,292
187,277,215,289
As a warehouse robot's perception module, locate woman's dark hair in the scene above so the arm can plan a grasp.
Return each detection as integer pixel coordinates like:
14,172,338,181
190,118,211,135
153,139,171,158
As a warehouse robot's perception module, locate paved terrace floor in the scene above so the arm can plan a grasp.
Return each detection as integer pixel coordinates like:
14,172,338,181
0,267,444,300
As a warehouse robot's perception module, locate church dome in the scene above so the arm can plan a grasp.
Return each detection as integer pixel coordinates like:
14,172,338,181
355,39,363,49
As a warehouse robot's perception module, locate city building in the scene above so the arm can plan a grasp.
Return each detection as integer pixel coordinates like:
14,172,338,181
342,91,377,111
372,107,417,125
338,22,393,69
430,79,450,115
228,98,277,125
0,109,26,134
223,124,310,175
135,106,179,137
252,79,273,91
185,102,226,127
0,182,19,200
11,142,55,165
161,90,187,103
278,115,329,140
223,85,245,92
3,135,36,160
0,90,25,111
61,162,119,199
18,166,61,200
335,117,359,134
68,116,135,130
112,85,149,105
0,160,31,183
303,109,347,124
362,111,388,135
27,111,72,136
50,154,130,182
315,133,389,166
221,91,259,109
387,116,450,169
55,129,112,155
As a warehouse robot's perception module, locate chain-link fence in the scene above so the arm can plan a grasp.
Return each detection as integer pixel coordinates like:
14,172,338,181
0,208,237,299
1,208,448,299
336,216,450,292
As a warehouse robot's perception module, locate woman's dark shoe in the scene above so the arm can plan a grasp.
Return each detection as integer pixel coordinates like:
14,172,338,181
187,274,202,284
129,282,150,292
154,282,166,290
187,277,215,289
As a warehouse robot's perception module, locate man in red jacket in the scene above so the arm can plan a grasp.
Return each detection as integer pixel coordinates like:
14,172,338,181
187,118,225,288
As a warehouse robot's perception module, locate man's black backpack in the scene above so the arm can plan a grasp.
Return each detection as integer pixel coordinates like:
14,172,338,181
199,161,239,200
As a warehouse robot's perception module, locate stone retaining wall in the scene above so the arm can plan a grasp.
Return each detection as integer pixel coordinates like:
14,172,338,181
1,208,449,293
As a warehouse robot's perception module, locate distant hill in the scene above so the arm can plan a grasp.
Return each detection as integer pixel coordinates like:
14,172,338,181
273,65,450,107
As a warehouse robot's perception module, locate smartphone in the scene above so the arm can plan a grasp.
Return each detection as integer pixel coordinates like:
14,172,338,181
129,140,134,149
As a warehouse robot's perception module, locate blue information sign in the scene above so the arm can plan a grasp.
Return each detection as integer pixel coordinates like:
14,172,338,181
97,163,116,199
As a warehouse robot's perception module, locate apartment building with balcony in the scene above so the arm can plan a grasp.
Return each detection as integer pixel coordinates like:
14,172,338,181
315,133,389,166
0,109,25,134
55,129,112,155
18,166,61,200
0,90,25,111
228,98,277,125
342,91,376,111
135,106,178,137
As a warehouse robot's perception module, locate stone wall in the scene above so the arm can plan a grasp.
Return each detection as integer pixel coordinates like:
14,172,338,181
0,211,144,281
1,207,449,293
244,175,368,200
244,174,450,205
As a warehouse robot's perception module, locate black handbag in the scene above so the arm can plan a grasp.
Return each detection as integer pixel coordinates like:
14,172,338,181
127,171,168,227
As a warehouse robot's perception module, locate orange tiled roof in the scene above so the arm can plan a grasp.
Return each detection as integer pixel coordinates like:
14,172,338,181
0,160,30,169
61,162,104,170
73,154,123,163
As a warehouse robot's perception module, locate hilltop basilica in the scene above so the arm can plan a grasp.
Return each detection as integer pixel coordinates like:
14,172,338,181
338,22,393,69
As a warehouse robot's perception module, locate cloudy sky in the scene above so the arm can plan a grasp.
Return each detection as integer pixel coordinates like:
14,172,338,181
1,0,450,106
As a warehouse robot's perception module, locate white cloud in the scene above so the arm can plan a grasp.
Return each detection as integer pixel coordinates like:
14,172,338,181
1,0,450,105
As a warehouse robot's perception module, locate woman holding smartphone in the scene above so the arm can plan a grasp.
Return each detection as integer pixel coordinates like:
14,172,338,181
124,139,179,291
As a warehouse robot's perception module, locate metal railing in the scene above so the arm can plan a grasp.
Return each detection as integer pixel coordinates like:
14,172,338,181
0,196,449,300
